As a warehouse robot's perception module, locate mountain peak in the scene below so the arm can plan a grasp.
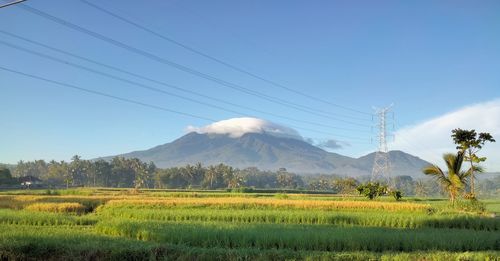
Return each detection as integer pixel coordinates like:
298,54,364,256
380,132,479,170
185,117,302,140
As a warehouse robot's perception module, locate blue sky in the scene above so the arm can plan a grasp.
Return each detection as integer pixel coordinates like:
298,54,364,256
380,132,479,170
1,0,499,166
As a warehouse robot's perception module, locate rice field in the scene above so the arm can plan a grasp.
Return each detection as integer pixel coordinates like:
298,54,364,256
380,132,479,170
0,188,498,260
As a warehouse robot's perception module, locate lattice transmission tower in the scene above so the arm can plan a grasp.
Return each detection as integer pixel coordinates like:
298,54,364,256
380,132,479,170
371,105,393,185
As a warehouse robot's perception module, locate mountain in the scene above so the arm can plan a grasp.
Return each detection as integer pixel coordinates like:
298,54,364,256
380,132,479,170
333,150,433,177
101,132,431,177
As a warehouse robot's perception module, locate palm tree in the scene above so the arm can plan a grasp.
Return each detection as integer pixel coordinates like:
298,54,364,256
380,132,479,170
422,152,469,204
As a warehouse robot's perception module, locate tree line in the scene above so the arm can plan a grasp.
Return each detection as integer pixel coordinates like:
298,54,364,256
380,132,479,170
2,156,498,197
5,156,156,189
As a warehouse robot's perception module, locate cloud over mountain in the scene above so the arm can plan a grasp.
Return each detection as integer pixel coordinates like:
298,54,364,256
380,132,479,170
186,117,303,140
390,99,500,171
318,139,350,150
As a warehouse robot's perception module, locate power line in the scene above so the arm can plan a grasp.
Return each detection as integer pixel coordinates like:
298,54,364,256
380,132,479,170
17,3,372,127
0,65,368,142
0,40,248,117
0,33,370,135
0,0,26,9
79,0,372,117
0,65,216,122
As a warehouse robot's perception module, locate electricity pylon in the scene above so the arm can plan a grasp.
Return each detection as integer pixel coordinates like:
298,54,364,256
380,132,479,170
371,104,393,186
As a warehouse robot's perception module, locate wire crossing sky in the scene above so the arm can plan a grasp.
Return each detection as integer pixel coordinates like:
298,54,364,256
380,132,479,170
1,0,499,167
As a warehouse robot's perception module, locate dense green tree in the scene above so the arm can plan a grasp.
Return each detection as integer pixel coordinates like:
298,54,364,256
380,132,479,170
332,177,359,194
356,182,387,200
158,167,189,189
91,160,112,187
69,155,88,187
0,168,16,185
14,160,48,178
238,167,278,188
46,160,69,186
451,128,495,196
111,157,136,187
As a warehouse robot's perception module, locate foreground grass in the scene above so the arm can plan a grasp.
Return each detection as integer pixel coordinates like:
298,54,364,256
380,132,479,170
0,189,498,260
0,225,498,261
95,220,500,252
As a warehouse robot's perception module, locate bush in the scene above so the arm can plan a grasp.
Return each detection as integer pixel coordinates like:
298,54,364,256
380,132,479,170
44,190,60,195
463,193,476,200
390,190,403,201
453,199,486,214
0,168,16,186
356,182,387,200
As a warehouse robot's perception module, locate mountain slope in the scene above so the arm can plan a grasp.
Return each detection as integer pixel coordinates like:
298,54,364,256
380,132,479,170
102,132,430,176
110,132,353,173
335,150,432,177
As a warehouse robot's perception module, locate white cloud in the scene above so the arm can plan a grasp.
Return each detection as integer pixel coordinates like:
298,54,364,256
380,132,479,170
317,139,351,150
186,117,303,140
390,99,500,172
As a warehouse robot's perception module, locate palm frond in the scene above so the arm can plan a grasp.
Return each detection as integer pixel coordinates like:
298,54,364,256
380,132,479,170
449,173,463,190
443,153,456,175
422,165,451,186
463,165,484,177
422,165,444,176
454,151,464,174
457,171,470,185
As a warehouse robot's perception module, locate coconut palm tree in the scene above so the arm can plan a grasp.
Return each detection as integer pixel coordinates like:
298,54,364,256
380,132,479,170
422,152,470,204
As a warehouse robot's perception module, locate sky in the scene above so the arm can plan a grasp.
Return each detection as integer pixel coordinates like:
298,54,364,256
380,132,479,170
1,0,499,170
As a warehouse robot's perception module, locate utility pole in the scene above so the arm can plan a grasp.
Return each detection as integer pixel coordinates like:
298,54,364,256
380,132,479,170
0,0,27,9
371,104,393,186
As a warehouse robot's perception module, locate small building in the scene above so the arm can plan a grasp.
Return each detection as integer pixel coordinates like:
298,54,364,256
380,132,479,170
18,176,43,188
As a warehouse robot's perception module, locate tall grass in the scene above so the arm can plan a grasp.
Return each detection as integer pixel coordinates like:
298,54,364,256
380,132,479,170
96,207,499,230
25,203,87,215
0,225,497,260
0,225,156,260
104,197,432,212
0,209,96,226
95,220,500,252
0,195,120,211
0,191,498,260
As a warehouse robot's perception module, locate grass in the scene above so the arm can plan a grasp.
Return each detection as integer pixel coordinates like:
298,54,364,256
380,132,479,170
96,206,499,230
1,225,498,261
484,199,500,215
0,209,96,226
95,220,500,252
25,202,88,215
103,197,432,212
0,188,498,260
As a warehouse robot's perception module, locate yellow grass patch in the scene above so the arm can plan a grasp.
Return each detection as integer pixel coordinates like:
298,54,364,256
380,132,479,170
105,197,431,212
24,202,87,214
0,194,431,212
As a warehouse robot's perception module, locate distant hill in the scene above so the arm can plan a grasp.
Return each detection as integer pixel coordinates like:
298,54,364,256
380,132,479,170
333,150,434,177
101,132,431,177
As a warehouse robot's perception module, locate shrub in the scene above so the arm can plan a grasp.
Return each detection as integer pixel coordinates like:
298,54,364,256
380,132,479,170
356,182,387,200
390,190,403,201
44,190,60,195
453,199,486,214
